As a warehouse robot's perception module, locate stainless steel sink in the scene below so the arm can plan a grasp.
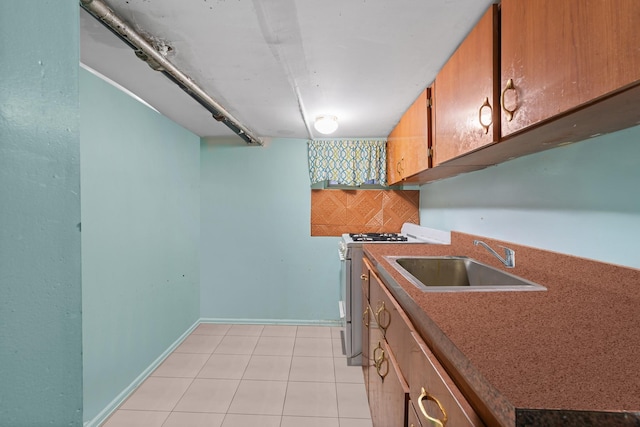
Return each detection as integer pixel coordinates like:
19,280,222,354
384,256,546,292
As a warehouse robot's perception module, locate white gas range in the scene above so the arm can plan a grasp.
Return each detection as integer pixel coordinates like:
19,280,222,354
338,223,450,365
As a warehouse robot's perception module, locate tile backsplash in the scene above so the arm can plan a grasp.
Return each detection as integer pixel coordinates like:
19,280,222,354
311,189,419,236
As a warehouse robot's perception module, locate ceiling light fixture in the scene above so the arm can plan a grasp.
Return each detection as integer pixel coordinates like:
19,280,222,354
314,115,339,135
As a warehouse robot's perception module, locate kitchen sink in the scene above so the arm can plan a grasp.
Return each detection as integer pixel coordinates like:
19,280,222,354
384,256,546,292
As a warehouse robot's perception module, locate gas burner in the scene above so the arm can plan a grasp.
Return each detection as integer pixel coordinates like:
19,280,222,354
349,232,408,242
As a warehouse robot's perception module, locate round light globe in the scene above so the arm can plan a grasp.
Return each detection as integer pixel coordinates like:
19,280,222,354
314,115,339,134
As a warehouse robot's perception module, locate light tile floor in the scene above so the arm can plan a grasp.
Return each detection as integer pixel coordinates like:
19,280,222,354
102,324,372,427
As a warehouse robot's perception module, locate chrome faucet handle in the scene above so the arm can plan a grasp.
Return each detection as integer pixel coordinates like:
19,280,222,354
498,245,515,267
473,240,516,268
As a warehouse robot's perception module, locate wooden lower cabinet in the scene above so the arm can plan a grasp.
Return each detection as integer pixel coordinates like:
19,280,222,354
410,331,484,426
368,338,409,427
364,254,484,427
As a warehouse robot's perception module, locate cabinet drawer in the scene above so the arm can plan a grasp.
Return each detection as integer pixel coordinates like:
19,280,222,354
369,264,415,380
410,332,484,427
369,339,409,427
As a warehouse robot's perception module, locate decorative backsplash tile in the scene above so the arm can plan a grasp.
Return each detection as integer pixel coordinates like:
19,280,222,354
311,189,420,236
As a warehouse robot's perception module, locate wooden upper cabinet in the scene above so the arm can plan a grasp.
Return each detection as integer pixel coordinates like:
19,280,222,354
500,0,640,137
433,4,499,166
387,88,431,185
386,122,403,186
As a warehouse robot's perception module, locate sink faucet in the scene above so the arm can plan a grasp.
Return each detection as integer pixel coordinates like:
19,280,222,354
473,240,515,268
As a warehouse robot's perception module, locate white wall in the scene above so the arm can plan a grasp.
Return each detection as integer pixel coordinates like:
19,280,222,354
200,139,340,323
420,124,640,269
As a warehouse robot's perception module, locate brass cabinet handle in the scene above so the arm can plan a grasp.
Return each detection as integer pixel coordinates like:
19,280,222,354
500,78,517,122
396,159,405,178
360,273,368,281
478,96,492,134
375,301,391,333
363,306,370,328
373,342,388,380
396,157,405,177
375,353,388,380
373,341,384,365
418,387,448,427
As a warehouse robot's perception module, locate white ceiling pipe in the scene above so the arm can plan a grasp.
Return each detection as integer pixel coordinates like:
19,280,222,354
80,0,263,145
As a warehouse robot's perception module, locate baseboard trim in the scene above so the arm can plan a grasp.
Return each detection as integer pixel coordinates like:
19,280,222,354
83,319,200,427
199,317,342,327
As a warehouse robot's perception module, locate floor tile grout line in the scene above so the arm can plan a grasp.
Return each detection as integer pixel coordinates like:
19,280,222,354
103,324,372,426
165,331,226,422
276,344,295,427
164,325,235,424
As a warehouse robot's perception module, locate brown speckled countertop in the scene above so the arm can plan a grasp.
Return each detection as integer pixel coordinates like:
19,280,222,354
364,232,640,426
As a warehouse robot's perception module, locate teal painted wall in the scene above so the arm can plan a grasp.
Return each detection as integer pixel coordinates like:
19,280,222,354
420,124,640,269
200,139,340,322
0,1,83,425
80,68,201,422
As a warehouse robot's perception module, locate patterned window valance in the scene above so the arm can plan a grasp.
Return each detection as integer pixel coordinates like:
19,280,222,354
307,139,387,186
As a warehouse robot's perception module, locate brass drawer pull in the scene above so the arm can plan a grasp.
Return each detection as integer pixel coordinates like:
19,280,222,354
418,387,448,427
360,273,368,281
375,352,388,380
363,306,370,327
372,341,384,365
478,96,492,134
373,342,388,380
375,301,391,333
500,78,517,122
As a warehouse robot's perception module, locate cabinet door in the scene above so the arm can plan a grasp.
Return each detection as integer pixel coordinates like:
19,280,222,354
500,0,640,137
410,332,484,427
362,258,373,392
386,123,403,185
433,4,499,165
368,338,409,427
387,89,431,184
401,89,431,178
362,299,372,395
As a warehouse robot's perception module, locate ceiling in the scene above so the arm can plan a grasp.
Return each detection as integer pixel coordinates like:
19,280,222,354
80,0,494,143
